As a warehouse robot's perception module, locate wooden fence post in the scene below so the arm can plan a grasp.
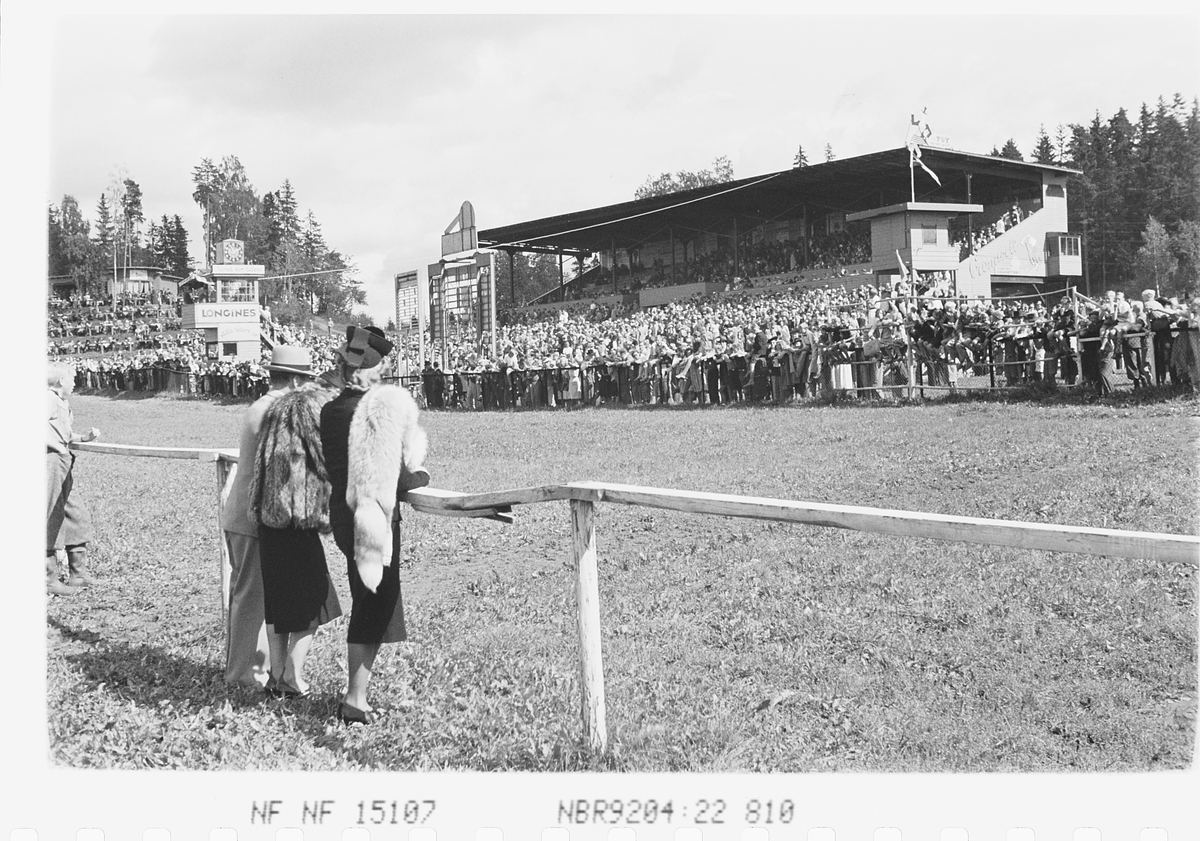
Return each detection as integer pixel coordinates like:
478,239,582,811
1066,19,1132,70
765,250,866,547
570,498,607,753
216,458,235,623
905,342,915,401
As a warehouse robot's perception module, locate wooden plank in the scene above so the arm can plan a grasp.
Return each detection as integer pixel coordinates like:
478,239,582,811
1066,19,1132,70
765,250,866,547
587,482,1200,566
71,442,221,461
571,498,607,752
405,487,515,523
407,483,583,511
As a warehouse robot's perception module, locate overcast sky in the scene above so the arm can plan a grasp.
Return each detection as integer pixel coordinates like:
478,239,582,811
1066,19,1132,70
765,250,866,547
21,11,1200,326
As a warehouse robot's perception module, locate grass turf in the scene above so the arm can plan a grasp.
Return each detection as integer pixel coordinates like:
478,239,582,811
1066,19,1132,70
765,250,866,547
46,391,1198,771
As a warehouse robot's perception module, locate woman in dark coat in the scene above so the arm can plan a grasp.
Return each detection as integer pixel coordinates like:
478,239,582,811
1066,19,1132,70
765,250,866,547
248,354,343,698
320,326,429,725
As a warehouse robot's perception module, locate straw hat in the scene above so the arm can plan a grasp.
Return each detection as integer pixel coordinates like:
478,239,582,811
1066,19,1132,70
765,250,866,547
265,345,315,377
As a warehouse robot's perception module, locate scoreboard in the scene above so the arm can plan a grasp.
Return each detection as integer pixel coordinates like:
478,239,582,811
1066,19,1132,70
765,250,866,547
394,270,419,331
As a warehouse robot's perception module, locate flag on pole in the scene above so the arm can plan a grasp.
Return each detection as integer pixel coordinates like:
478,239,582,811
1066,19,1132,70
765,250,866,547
906,108,941,187
895,249,909,281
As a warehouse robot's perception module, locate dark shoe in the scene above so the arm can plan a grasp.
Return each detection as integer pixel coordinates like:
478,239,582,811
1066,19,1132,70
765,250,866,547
48,577,80,597
46,554,79,596
338,702,376,725
276,680,308,699
66,547,101,588
265,676,308,699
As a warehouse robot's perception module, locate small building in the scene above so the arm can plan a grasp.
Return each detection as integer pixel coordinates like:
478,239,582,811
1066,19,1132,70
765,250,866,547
48,267,184,301
108,266,185,301
48,274,76,299
180,240,265,362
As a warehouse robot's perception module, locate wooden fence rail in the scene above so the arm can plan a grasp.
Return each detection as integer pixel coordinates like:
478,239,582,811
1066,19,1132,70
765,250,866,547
71,440,1200,752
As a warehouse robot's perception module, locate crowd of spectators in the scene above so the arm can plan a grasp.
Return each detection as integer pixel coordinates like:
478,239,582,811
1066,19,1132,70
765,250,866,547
48,295,187,356
554,228,872,302
404,279,1200,407
48,296,182,335
46,276,1200,407
952,202,1033,260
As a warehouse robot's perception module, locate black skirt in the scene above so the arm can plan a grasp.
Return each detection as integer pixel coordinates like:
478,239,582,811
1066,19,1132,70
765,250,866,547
333,521,407,645
259,525,343,633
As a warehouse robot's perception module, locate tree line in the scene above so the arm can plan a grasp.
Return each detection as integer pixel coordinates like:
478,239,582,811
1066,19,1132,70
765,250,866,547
975,93,1199,297
48,156,365,325
48,178,192,298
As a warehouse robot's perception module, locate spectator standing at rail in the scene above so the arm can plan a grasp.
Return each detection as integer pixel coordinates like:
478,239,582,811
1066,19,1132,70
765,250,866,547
1097,311,1122,397
1123,301,1150,390
1170,297,1200,389
421,361,436,407
714,332,740,404
1144,289,1174,386
791,318,820,398
1051,296,1079,386
218,350,301,688
46,362,100,597
320,326,430,726
1076,309,1104,395
246,346,343,698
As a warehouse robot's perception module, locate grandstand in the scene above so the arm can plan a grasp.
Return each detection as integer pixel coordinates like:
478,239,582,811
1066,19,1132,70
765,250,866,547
480,146,1083,309
50,144,1199,404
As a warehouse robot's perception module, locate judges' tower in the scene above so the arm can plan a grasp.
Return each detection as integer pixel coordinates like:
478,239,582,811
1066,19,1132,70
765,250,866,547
181,238,265,361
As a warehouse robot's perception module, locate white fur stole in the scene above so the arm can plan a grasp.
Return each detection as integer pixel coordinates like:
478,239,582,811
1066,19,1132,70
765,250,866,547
346,385,428,592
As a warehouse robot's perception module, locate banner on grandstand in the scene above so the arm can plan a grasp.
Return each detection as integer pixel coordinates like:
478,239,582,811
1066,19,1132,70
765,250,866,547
217,322,260,342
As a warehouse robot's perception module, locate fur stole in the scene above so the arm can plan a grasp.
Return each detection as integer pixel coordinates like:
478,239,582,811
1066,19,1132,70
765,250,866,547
346,384,428,592
249,383,333,532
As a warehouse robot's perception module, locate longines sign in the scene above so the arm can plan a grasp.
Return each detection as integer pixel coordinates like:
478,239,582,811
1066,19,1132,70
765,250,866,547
182,303,260,330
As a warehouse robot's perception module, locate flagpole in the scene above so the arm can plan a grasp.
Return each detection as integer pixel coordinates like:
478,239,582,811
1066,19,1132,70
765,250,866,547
910,149,916,203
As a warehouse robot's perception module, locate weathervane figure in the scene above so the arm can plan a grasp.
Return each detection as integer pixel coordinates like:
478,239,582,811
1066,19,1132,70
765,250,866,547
906,107,941,200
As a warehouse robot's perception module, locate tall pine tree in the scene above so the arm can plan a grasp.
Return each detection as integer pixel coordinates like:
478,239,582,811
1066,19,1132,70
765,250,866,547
1032,125,1056,164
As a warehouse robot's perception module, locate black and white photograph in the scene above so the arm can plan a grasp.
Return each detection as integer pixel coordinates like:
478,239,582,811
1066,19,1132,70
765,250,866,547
6,6,1199,837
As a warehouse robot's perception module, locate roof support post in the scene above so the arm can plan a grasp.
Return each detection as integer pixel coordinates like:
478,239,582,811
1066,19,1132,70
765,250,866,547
966,173,973,255
559,249,564,302
489,250,497,358
733,216,739,280
670,226,676,285
612,237,617,294
802,205,809,269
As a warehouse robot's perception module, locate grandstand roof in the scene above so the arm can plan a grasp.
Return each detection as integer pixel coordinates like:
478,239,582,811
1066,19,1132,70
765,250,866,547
478,146,1082,256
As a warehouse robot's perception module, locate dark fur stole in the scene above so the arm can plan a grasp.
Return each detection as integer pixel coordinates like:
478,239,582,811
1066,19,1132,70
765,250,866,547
249,383,333,532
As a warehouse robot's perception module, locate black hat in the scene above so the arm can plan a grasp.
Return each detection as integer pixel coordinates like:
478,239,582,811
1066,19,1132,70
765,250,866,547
335,325,393,370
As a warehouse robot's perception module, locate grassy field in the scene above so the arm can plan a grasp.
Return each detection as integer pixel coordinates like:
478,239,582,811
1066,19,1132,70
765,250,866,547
46,390,1198,771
